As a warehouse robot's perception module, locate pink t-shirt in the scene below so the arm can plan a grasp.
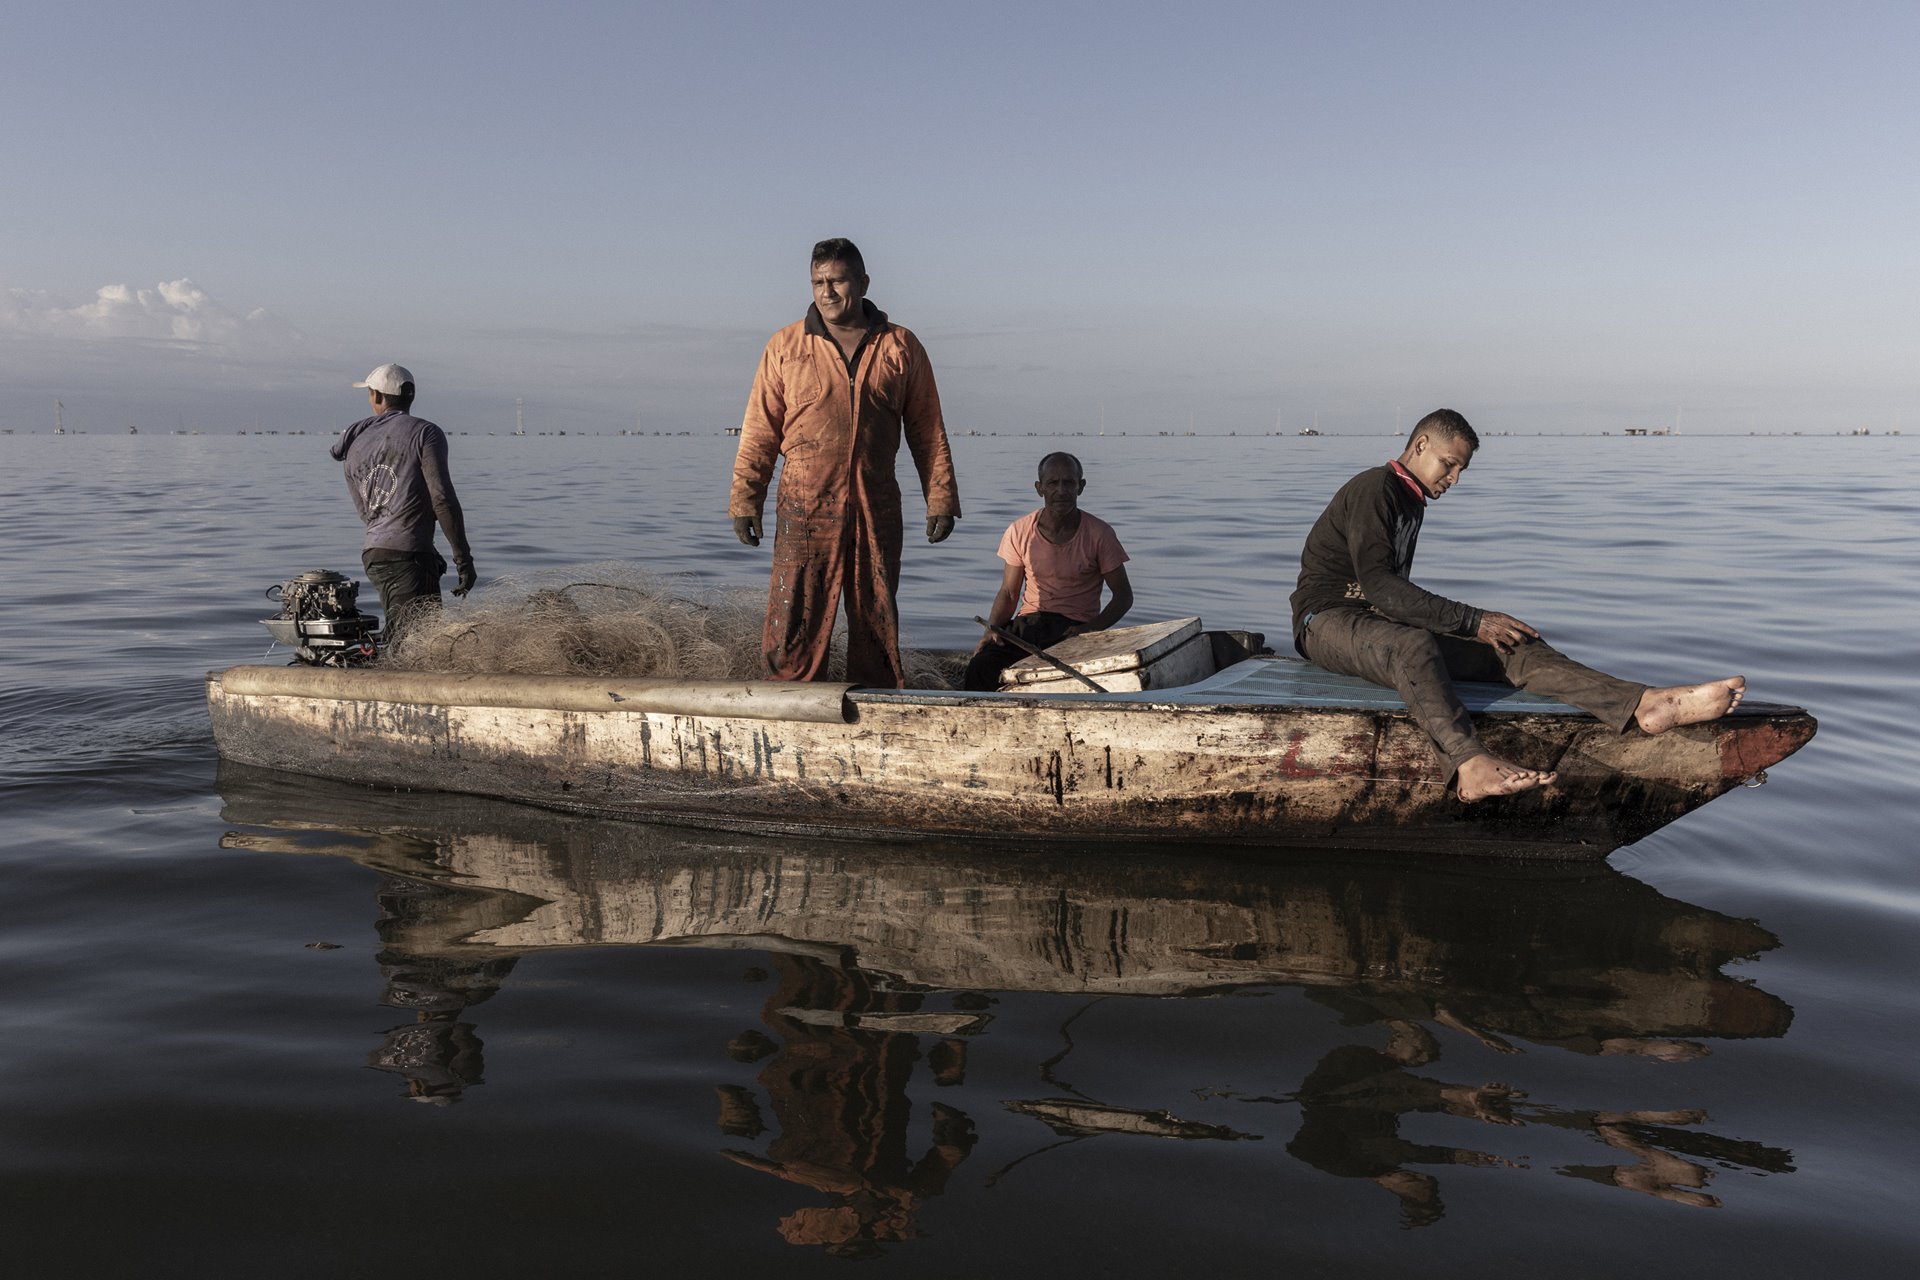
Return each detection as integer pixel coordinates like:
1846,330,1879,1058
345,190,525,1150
997,511,1129,622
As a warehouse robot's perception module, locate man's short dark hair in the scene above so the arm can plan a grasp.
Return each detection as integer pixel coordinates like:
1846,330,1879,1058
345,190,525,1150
379,382,416,413
1037,451,1083,480
1409,409,1477,452
811,238,865,276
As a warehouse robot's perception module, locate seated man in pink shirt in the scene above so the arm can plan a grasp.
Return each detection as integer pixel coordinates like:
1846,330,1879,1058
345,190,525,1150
963,452,1134,691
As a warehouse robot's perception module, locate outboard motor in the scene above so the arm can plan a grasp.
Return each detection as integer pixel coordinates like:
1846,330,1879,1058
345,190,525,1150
263,569,380,666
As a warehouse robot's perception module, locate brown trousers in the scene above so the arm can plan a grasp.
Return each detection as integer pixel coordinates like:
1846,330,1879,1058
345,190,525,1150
1301,608,1646,779
764,495,905,687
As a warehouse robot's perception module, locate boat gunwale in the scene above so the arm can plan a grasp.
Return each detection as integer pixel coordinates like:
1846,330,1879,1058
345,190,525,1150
207,661,1810,725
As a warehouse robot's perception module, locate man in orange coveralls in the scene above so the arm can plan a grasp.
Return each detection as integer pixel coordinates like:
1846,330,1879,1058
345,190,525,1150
729,238,962,687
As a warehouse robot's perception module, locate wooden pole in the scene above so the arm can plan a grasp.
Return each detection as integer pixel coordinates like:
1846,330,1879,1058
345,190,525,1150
972,617,1107,693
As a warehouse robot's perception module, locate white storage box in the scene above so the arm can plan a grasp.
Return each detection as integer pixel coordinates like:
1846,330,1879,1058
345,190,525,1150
1000,617,1216,693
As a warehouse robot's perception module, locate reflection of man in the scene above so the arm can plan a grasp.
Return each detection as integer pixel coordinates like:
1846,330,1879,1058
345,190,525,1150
718,955,976,1257
363,872,517,1104
1284,989,1792,1218
729,239,961,687
1286,1020,1518,1228
331,362,477,641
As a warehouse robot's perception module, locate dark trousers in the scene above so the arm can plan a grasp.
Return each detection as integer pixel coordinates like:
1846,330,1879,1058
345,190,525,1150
363,550,444,643
963,611,1079,691
1301,608,1645,778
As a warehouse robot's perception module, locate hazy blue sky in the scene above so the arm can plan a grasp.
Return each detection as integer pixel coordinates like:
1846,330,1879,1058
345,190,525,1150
3,1,1914,435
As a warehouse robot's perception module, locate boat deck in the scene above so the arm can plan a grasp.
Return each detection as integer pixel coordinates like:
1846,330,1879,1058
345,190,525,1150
869,655,1568,714
865,655,1801,718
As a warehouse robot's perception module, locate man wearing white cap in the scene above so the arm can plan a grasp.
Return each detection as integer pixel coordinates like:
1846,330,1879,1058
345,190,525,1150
330,362,477,640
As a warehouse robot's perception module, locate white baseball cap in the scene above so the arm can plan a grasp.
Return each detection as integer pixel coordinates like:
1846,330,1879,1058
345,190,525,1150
352,362,415,396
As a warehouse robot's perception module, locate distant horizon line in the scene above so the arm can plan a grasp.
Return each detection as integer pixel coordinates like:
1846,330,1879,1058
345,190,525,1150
3,428,1903,440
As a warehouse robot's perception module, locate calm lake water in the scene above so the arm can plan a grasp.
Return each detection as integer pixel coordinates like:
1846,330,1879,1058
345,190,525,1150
1,430,1915,1277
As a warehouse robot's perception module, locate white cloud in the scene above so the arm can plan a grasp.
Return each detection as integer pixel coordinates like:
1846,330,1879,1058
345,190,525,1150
1,278,302,351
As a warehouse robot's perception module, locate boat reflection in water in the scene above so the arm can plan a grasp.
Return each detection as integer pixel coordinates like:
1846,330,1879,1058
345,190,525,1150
217,762,1795,1249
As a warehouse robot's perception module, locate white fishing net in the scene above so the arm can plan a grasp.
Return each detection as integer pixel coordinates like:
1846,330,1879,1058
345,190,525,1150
380,562,961,688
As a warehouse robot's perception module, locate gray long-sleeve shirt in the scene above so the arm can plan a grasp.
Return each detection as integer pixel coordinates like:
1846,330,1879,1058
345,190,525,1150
330,410,472,567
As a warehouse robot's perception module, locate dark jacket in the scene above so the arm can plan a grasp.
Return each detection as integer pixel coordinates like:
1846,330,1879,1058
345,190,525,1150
1289,464,1480,650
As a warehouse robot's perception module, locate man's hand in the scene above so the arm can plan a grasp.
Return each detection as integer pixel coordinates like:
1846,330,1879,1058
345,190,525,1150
453,563,477,597
732,515,762,547
926,514,954,543
1475,610,1540,654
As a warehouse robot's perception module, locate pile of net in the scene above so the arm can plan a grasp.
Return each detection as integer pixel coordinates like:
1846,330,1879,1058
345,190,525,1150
379,562,959,688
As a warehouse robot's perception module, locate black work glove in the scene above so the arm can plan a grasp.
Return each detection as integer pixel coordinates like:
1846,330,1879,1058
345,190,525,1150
926,514,954,543
453,563,477,597
733,515,762,546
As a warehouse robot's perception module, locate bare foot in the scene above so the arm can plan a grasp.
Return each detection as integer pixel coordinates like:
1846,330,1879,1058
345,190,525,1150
1456,752,1557,802
1598,1037,1711,1063
1635,676,1746,734
1434,1007,1519,1054
1598,1108,1707,1127
1440,1083,1525,1125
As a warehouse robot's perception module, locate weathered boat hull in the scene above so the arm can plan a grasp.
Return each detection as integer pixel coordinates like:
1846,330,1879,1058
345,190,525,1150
205,656,1815,859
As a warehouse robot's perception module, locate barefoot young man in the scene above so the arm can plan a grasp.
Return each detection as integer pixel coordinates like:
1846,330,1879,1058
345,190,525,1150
1290,410,1744,801
963,452,1133,691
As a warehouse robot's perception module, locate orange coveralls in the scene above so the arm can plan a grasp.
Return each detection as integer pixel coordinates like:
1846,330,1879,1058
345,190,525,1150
729,304,961,687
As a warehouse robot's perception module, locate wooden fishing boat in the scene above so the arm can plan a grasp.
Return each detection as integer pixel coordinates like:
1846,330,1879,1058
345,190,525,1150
205,622,1816,860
